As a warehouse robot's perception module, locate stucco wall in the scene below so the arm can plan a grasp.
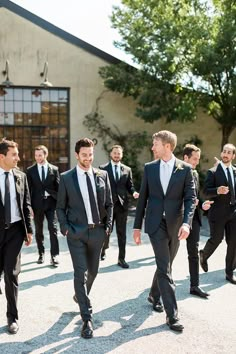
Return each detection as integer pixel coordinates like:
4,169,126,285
0,8,235,171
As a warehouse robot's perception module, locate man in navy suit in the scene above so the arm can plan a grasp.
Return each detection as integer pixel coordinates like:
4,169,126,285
0,138,32,334
27,145,60,266
133,130,196,332
99,145,139,268
57,138,113,339
183,144,213,298
200,143,236,284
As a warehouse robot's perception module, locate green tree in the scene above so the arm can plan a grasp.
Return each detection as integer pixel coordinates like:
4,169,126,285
100,0,236,148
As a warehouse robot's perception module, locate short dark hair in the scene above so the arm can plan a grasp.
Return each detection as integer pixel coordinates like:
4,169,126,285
35,145,48,155
75,138,94,154
110,144,123,152
183,144,201,159
0,138,18,156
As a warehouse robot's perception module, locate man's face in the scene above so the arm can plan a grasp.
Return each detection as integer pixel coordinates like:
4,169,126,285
151,138,169,159
0,147,20,170
110,147,123,163
221,147,235,164
184,151,201,169
35,149,47,165
76,146,94,170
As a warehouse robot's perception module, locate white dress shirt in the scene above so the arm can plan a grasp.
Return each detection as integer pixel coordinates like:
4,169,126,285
0,168,21,223
160,156,175,194
37,163,50,197
76,165,99,224
220,162,235,188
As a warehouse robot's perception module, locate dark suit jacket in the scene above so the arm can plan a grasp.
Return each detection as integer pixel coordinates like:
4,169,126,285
192,170,202,226
56,167,113,239
134,158,196,236
26,163,60,210
203,163,236,221
99,162,136,210
0,168,33,241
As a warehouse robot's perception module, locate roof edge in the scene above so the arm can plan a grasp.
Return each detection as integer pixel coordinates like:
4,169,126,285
0,0,121,65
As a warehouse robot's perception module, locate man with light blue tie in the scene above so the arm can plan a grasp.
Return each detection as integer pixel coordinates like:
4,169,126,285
99,145,139,267
133,130,196,332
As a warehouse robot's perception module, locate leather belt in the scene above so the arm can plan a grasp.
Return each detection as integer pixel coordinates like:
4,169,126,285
43,196,50,199
88,223,104,229
5,220,22,229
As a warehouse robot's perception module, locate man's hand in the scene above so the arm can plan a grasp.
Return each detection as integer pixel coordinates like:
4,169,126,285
133,229,141,245
214,157,220,167
133,191,139,199
195,198,199,206
202,200,214,211
178,225,190,240
217,186,229,195
25,233,33,246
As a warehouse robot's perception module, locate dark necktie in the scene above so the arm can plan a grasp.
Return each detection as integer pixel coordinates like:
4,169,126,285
85,172,100,224
41,166,45,182
4,172,11,227
226,167,235,205
115,165,119,182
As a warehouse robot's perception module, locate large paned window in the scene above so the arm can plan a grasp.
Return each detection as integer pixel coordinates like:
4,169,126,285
0,86,70,172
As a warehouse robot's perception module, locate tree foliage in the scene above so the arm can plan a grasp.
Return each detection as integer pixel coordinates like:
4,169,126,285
100,0,236,147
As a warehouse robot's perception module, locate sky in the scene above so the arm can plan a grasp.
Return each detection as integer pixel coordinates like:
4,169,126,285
11,0,127,61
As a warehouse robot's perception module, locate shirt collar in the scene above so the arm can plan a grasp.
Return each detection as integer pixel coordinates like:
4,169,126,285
0,167,13,176
76,165,93,176
160,155,176,168
111,161,121,168
220,161,233,171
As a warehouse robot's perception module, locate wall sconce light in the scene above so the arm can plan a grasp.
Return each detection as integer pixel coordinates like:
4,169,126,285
2,60,14,87
40,61,53,87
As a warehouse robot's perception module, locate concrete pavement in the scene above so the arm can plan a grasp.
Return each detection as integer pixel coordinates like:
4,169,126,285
0,216,236,353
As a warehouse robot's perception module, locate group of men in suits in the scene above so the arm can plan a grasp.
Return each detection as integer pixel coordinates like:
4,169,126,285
1,133,235,337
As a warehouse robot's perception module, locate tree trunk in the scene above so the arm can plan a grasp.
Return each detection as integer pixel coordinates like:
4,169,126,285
221,125,234,150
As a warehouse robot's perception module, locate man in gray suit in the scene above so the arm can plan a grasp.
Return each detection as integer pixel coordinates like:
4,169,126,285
133,130,196,332
57,138,113,339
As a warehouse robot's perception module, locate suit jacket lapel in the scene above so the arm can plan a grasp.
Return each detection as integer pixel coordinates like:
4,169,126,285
72,168,84,203
155,160,164,196
165,158,182,195
13,169,22,209
217,164,228,184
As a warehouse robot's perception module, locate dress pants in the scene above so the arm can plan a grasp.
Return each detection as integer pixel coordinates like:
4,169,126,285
203,206,236,275
0,221,25,321
186,216,200,287
102,201,128,260
34,197,59,256
67,226,105,321
149,219,180,319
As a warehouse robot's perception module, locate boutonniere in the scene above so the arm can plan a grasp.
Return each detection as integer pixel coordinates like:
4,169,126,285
15,175,22,184
174,163,184,173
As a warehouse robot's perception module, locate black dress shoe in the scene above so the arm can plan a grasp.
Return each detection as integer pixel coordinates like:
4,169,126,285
37,254,45,264
147,295,164,313
199,250,208,272
166,317,184,332
117,259,129,268
190,286,209,298
81,320,93,339
7,320,19,334
101,251,106,261
51,255,59,267
226,274,236,284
